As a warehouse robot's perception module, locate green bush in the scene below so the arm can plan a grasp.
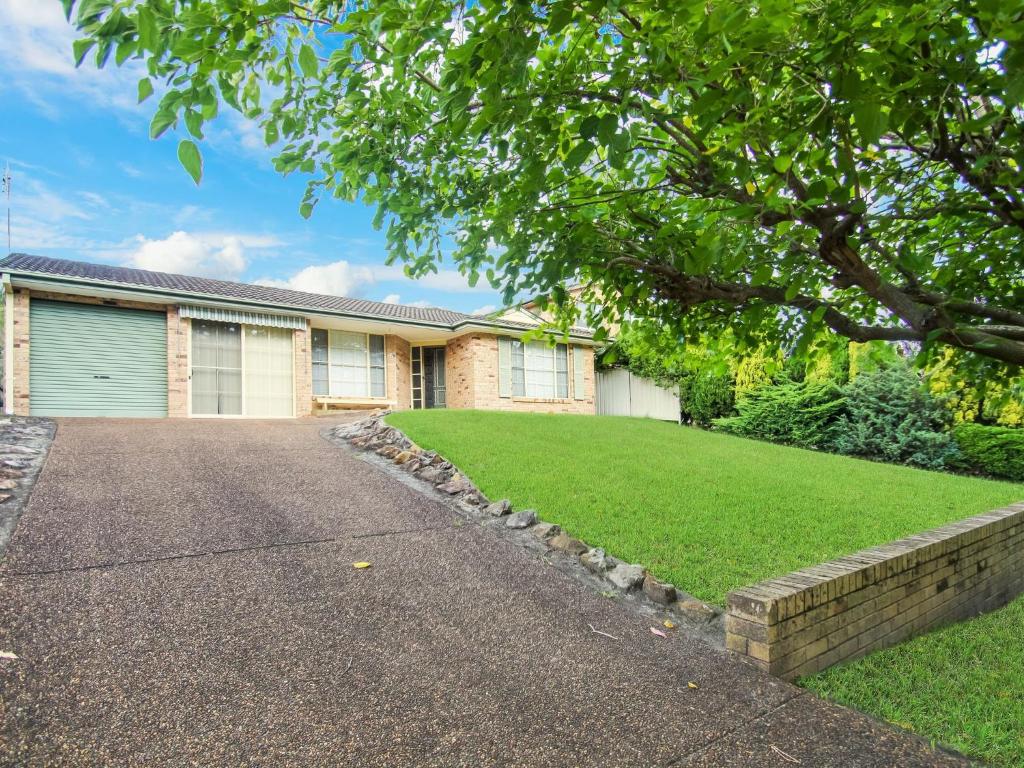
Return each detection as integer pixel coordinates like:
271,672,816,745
952,424,1024,482
833,367,958,470
680,371,735,427
714,381,847,449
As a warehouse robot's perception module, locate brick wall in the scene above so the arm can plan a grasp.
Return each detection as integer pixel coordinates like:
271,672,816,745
167,307,189,417
11,289,30,416
443,332,596,414
294,322,312,417
385,335,412,410
726,502,1024,680
444,334,477,409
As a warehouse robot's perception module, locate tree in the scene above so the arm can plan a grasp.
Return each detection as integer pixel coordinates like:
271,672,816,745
68,0,1024,381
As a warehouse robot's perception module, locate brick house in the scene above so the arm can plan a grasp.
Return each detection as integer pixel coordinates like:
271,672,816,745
0,254,596,418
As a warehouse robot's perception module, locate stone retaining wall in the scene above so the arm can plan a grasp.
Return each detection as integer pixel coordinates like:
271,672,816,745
726,502,1024,680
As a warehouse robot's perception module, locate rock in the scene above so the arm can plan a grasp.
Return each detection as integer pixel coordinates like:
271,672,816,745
393,450,415,465
642,574,677,605
505,509,537,529
416,466,446,484
580,548,611,573
0,479,16,490
0,493,10,503
549,532,589,557
437,476,473,495
607,563,645,591
376,445,400,459
461,491,486,507
676,598,720,623
531,522,561,540
484,499,512,517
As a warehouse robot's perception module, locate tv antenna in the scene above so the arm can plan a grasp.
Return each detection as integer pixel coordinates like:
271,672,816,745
1,163,10,254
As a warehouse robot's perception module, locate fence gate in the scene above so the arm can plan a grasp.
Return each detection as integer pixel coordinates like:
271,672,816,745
595,368,680,421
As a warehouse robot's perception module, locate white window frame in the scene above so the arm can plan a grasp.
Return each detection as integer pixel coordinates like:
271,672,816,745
517,340,568,400
313,330,387,399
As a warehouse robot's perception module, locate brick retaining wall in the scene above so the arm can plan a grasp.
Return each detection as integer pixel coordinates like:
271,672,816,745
726,502,1024,680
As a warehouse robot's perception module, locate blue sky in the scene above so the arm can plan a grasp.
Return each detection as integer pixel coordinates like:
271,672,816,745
0,1,502,315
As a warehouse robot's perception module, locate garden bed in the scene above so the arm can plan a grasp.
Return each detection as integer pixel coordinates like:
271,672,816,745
385,411,1022,605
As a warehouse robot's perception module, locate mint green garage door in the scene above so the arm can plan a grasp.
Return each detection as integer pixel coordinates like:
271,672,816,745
29,300,168,417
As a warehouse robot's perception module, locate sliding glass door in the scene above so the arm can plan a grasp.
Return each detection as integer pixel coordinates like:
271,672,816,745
191,320,294,416
191,320,242,415
244,326,293,417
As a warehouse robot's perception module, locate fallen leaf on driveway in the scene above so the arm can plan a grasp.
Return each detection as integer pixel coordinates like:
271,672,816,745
0,651,18,660
663,620,675,629
687,681,699,689
650,627,667,638
352,562,372,569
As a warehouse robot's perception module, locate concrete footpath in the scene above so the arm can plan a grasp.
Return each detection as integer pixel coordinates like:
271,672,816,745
0,419,966,767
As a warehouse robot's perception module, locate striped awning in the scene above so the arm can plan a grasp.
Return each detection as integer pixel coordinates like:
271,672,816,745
179,304,307,330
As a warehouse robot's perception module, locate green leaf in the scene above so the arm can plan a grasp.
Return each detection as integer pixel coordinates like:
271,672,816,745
298,44,319,78
299,201,315,219
547,5,573,34
773,155,792,174
184,109,204,140
72,39,95,67
177,139,203,185
61,0,75,20
579,114,600,140
597,114,618,146
565,140,595,169
149,108,176,139
264,120,279,146
137,77,154,103
853,102,888,145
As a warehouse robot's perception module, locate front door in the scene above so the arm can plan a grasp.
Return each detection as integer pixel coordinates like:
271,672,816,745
412,346,446,409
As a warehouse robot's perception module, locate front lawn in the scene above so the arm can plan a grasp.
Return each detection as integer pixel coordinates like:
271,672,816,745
802,595,1024,766
386,411,1022,605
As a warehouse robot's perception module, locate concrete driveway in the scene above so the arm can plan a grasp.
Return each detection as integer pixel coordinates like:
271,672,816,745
0,419,964,767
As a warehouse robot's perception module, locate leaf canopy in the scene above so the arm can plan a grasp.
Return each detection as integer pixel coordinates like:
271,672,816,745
68,0,1024,386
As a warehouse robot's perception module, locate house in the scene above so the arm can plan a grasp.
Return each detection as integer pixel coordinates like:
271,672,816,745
497,283,621,337
0,254,597,418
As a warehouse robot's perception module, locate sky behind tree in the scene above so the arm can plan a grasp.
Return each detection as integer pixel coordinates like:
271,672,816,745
0,0,502,315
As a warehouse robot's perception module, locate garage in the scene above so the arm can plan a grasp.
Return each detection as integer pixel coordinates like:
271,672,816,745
29,299,168,417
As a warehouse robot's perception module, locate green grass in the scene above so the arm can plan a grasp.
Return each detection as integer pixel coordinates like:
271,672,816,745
802,595,1024,766
386,410,1022,605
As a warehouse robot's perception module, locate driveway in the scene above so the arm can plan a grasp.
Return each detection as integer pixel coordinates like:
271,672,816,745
0,419,965,767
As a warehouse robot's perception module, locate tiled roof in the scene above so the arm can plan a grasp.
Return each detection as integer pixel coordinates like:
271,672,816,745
0,253,593,337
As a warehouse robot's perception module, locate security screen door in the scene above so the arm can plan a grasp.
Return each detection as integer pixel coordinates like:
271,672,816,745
191,320,243,415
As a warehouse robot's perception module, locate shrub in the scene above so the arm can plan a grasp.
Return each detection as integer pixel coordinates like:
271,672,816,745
833,367,958,470
714,381,847,449
952,424,1024,482
680,371,735,427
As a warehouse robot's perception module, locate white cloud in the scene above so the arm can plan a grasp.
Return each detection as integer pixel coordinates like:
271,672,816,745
119,163,144,178
470,304,497,316
123,231,250,279
0,0,143,115
372,264,494,293
257,260,376,296
382,293,401,304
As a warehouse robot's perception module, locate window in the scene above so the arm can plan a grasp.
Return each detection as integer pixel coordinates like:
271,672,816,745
311,330,386,398
312,329,329,396
509,340,568,399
